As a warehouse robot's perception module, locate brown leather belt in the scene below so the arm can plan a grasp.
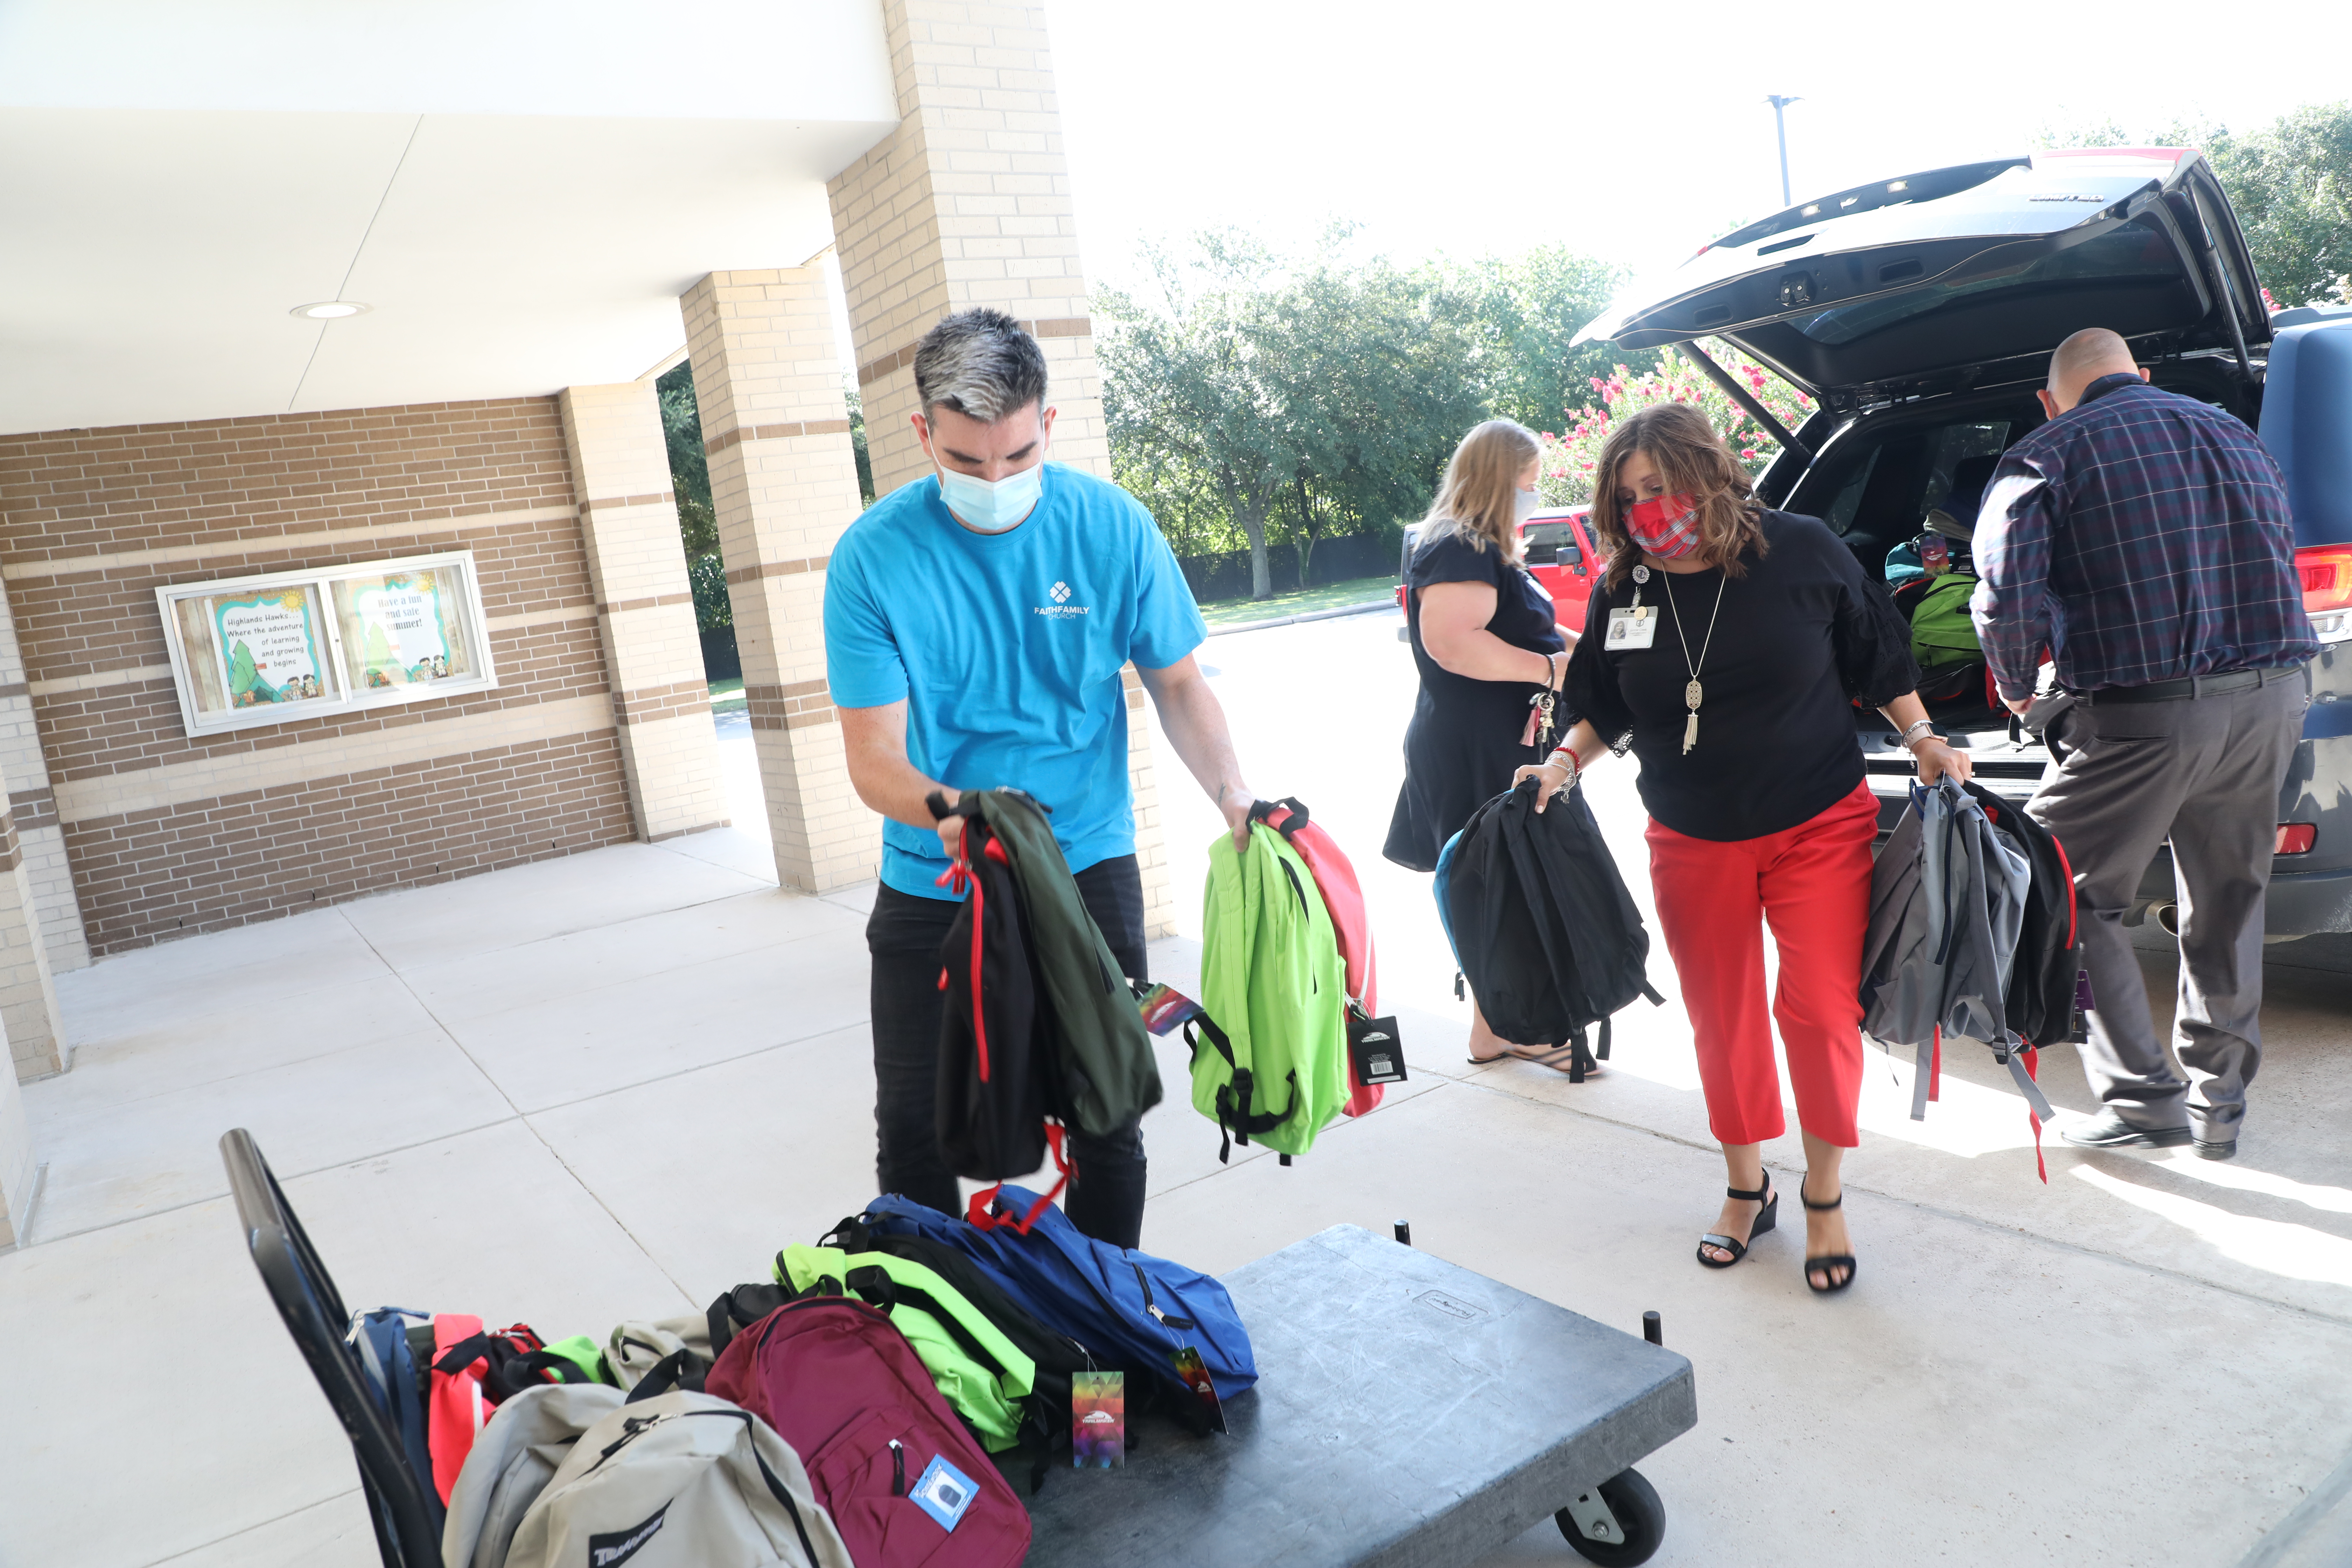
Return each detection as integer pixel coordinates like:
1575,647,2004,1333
2081,666,2300,704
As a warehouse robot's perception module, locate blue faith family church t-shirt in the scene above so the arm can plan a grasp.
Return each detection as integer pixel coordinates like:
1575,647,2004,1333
823,462,1208,900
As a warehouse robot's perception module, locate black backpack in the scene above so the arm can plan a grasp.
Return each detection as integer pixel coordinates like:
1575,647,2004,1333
1436,778,1663,1078
931,802,1052,1183
1964,783,2088,1051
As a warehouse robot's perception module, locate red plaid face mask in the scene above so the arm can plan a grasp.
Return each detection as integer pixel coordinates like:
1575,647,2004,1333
1623,492,1703,559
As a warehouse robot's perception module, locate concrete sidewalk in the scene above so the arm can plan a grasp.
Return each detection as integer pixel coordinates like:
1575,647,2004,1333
4,609,2349,1567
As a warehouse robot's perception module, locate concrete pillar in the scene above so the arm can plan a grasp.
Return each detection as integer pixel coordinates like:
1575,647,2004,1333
0,582,89,983
556,383,730,844
826,0,1175,936
681,268,881,892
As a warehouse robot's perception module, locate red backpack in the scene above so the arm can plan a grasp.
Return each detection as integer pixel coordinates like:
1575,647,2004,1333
706,1295,1030,1568
1252,798,1384,1116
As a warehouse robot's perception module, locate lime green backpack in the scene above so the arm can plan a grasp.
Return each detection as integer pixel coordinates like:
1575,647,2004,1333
773,1243,1040,1452
1189,822,1350,1162
1910,572,1983,672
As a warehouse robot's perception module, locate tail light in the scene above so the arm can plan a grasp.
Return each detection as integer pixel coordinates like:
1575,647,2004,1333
2295,544,2352,644
2277,823,2317,855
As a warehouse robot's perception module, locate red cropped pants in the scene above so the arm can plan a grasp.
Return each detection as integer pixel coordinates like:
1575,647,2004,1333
1645,779,1876,1148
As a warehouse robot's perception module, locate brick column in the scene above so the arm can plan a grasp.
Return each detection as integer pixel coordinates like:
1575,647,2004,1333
681,269,880,892
0,794,63,1081
0,1019,34,1245
0,582,88,980
556,383,729,844
827,0,1174,936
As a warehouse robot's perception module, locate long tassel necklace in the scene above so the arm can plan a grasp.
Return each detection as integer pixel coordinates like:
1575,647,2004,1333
1660,567,1728,755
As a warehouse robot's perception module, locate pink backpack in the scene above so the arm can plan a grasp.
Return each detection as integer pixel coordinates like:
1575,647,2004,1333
1253,798,1384,1116
706,1295,1029,1568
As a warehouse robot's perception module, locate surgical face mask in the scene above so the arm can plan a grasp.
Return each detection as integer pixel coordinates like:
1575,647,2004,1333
1513,486,1543,526
1623,491,1704,560
936,461,1044,533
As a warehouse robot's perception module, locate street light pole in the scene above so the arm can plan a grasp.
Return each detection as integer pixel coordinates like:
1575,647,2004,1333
1765,94,1801,206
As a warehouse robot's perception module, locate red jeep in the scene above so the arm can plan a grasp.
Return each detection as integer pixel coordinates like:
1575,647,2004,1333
1394,507,1601,638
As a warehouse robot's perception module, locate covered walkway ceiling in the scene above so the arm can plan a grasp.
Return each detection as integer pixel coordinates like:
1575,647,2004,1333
0,0,898,434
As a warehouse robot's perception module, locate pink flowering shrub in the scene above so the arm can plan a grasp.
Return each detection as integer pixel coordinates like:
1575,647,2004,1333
1535,340,1814,505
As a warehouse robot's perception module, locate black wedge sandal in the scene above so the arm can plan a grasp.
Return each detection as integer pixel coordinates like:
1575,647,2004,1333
1695,1179,1776,1269
1801,1174,1858,1294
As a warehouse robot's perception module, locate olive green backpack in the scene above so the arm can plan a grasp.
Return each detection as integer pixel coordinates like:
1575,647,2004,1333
1188,822,1350,1162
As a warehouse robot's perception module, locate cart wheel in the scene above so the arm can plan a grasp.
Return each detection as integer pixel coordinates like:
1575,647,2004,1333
1555,1466,1664,1565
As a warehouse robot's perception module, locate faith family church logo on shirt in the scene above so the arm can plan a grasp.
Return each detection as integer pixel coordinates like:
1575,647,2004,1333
1035,579,1090,619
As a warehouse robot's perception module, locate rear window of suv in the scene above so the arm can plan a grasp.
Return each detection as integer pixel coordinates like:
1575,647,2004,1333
1785,219,2194,348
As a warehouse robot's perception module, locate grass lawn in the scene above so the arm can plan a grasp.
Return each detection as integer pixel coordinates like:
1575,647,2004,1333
708,676,745,711
1197,573,1396,628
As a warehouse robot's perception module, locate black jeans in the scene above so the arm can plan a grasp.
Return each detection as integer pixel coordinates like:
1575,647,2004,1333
866,854,1150,1248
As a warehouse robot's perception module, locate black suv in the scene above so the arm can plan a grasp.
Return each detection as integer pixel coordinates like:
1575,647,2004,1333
1575,148,2352,935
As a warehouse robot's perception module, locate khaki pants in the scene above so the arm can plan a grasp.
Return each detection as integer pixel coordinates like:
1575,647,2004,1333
2029,673,2305,1138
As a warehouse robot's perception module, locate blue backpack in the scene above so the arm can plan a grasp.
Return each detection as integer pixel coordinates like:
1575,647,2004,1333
861,1189,1256,1427
347,1307,444,1537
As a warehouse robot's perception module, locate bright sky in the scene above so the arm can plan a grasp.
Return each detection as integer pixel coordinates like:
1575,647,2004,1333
1048,0,2351,293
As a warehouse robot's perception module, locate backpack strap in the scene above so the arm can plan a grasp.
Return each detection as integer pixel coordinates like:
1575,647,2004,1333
1182,1014,1298,1163
621,1348,708,1403
1248,797,1312,839
968,1122,1071,1234
842,1267,1024,1390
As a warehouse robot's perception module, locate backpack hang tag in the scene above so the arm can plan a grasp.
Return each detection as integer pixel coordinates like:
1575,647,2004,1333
909,1453,979,1529
1137,982,1205,1037
1604,607,1657,649
1347,1013,1408,1086
1171,1346,1228,1434
2074,968,2096,1014
1072,1370,1126,1467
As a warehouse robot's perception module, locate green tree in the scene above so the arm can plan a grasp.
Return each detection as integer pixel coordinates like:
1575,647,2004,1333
1101,232,1298,599
2208,103,2352,308
847,382,878,507
1101,227,1493,598
1450,247,1658,435
656,361,710,513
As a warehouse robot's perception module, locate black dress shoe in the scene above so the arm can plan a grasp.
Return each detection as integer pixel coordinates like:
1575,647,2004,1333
2060,1109,2193,1150
2194,1138,2238,1161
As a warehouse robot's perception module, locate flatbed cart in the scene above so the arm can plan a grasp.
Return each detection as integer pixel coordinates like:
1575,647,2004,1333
224,1129,1695,1567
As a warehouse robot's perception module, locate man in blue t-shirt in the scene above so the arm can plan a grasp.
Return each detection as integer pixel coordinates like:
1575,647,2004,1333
824,308,1257,1248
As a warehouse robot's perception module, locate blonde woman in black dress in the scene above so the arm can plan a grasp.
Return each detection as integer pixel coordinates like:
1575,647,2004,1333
1383,419,1578,1068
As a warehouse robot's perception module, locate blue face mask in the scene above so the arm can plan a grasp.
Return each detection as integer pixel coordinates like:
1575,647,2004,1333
937,461,1044,533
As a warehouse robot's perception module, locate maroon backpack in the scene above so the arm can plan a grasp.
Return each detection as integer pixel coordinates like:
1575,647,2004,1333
705,1295,1030,1568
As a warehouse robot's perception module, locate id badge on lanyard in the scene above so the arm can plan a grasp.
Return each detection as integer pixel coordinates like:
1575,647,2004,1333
1604,604,1657,649
1605,564,1660,649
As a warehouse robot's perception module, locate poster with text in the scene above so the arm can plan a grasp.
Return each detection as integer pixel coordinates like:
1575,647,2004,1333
346,572,454,688
211,589,326,707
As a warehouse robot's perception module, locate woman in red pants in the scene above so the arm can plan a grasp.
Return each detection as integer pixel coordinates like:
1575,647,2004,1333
1517,402,1971,1293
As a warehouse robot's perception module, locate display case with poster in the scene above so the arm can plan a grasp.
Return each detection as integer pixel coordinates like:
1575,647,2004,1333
155,551,498,737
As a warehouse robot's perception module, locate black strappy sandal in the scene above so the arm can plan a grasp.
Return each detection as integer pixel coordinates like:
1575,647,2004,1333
1801,1174,1858,1294
1695,1180,1776,1269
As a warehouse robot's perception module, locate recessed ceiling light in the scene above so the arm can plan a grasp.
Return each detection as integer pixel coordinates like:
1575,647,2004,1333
290,301,371,320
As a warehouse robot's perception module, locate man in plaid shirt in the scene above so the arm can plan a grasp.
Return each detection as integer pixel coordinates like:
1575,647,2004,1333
1973,328,2314,1161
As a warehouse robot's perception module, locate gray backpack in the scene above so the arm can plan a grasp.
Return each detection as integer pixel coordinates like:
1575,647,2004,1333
604,1316,714,1394
1859,779,2052,1121
443,1384,625,1568
502,1390,854,1568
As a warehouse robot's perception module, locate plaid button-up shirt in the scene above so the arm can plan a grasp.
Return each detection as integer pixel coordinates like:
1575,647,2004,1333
1971,373,2316,700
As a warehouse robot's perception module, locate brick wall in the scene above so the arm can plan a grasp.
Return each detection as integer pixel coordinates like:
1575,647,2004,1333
0,398,638,954
61,730,632,953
